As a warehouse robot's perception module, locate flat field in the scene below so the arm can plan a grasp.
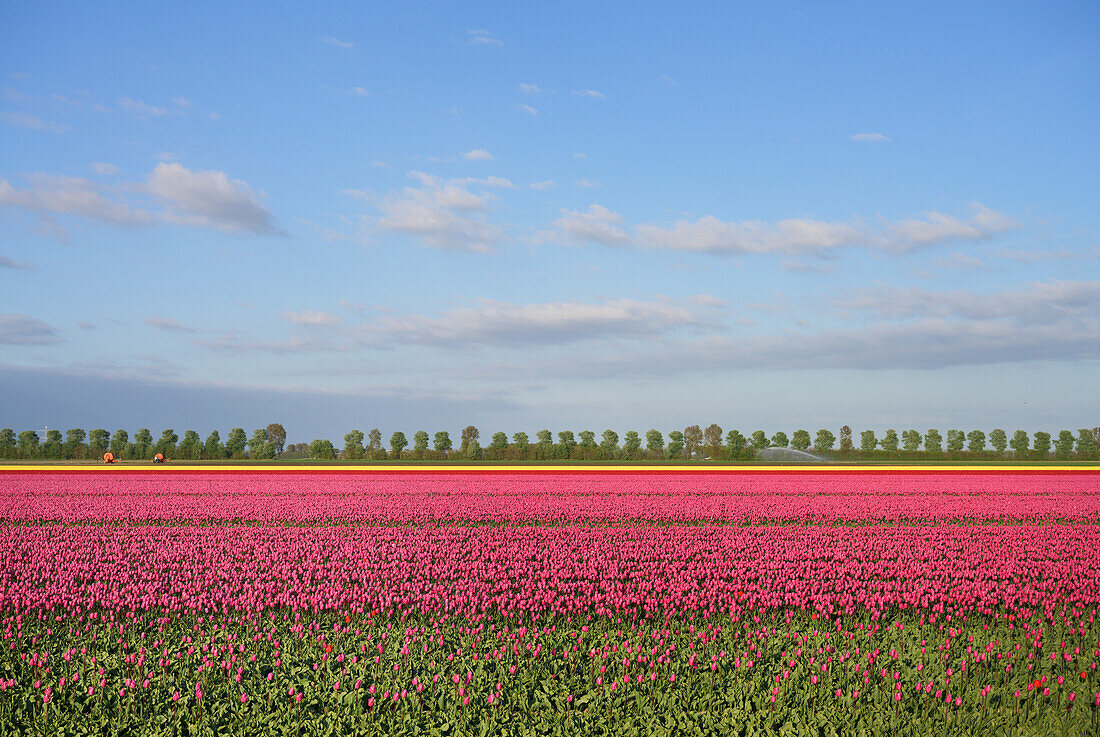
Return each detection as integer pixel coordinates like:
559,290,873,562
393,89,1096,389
2,468,1099,735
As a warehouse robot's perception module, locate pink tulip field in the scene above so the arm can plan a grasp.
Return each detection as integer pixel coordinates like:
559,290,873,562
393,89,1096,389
2,469,1099,735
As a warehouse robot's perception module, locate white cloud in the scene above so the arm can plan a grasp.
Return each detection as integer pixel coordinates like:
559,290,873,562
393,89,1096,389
171,96,193,109
553,205,629,246
118,97,167,117
574,179,601,189
633,203,1019,255
517,83,541,94
572,89,606,99
0,111,70,133
374,172,503,253
529,180,556,190
659,74,679,85
516,103,538,116
370,160,390,169
145,162,279,234
848,132,890,142
368,297,715,347
467,29,503,46
282,310,340,327
90,162,118,176
461,148,495,161
0,174,152,239
573,152,587,159
0,314,60,344
321,36,354,49
347,86,369,97
143,316,195,333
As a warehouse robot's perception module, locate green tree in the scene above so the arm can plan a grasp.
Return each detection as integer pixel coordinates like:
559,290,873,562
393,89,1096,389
814,429,835,452
203,430,223,460
390,431,408,459
749,431,770,451
88,429,110,457
622,431,641,459
1054,430,1075,460
667,430,685,459
966,430,986,453
923,429,942,453
247,428,268,459
838,426,853,453
308,439,335,460
65,428,87,459
0,429,16,458
225,428,247,459
645,429,664,456
1032,431,1051,459
433,431,452,456
881,429,899,452
413,431,430,458
18,430,40,458
599,429,619,457
490,432,508,457
557,431,576,455
790,430,811,451
1009,430,1029,458
134,428,154,459
901,430,921,452
512,432,529,459
265,423,287,456
155,429,178,458
535,430,552,453
179,430,202,459
683,425,703,459
344,430,365,460
367,429,382,452
725,430,747,459
704,424,724,457
989,429,1008,454
578,431,597,459
1076,429,1097,459
43,429,63,459
460,426,480,456
946,430,965,454
860,430,877,453
770,431,789,449
111,429,130,457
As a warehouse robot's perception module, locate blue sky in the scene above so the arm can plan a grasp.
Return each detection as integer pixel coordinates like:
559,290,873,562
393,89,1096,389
2,1,1098,441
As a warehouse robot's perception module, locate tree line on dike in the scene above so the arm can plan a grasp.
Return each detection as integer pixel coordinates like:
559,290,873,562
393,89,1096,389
1,423,1099,462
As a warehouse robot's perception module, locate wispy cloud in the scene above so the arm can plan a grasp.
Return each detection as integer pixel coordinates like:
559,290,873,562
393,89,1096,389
574,179,601,189
572,89,606,99
517,83,541,94
0,173,152,240
553,205,629,246
171,96,193,109
0,314,60,345
848,132,890,143
143,316,195,333
516,103,538,116
282,310,340,327
529,180,556,191
347,86,369,97
467,29,503,46
461,148,495,161
0,111,70,133
90,162,118,176
321,36,354,49
0,254,32,270
118,97,167,117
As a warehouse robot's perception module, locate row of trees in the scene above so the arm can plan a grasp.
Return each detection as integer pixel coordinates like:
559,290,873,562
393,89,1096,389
2,423,1097,461
0,424,287,460
309,425,1100,461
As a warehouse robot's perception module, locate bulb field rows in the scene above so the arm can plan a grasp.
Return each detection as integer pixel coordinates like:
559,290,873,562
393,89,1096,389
2,470,1099,736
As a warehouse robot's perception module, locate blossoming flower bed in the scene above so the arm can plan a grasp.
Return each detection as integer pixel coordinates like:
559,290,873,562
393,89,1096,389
1,470,1099,735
